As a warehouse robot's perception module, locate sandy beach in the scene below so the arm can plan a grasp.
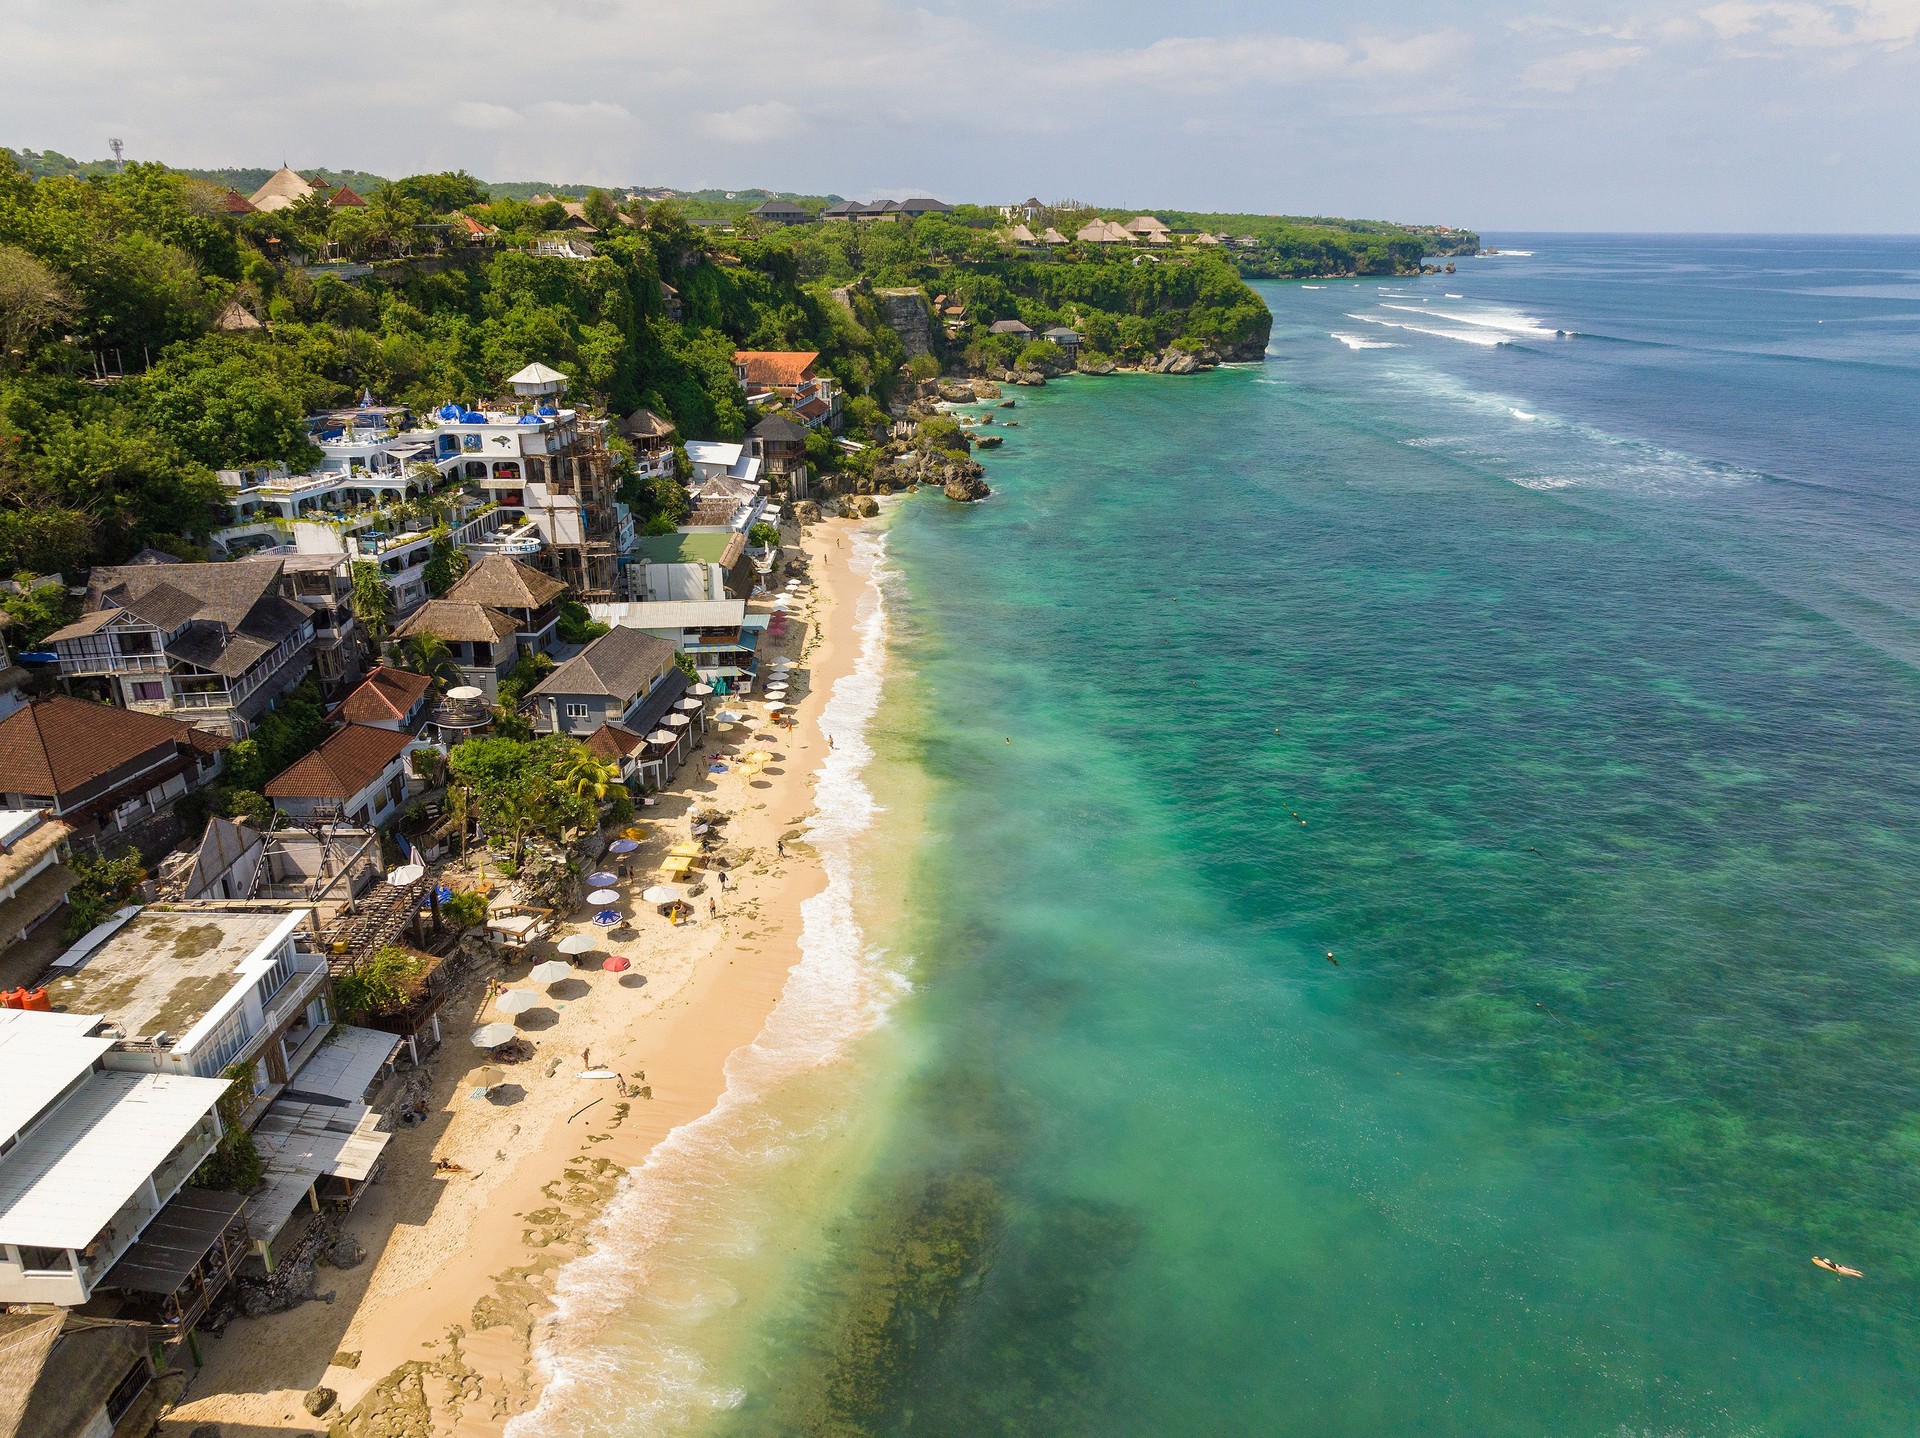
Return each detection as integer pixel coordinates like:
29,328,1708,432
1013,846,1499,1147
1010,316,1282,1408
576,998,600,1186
157,514,879,1438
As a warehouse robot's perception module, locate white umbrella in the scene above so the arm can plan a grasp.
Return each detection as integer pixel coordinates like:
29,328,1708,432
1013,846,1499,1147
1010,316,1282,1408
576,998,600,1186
717,709,746,723
765,702,787,713
447,685,483,701
642,885,685,905
531,959,575,983
675,698,704,712
388,863,426,886
665,713,691,727
554,935,598,957
690,683,715,696
646,729,678,745
586,888,620,905
495,989,540,1015
764,685,790,696
471,1022,517,1048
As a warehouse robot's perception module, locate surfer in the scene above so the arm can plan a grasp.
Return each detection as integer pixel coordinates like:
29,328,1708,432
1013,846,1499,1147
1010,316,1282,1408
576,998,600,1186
1812,1256,1864,1278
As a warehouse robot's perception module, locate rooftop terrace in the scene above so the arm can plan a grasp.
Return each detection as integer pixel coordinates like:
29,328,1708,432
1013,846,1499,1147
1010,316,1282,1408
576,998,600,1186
45,908,302,1046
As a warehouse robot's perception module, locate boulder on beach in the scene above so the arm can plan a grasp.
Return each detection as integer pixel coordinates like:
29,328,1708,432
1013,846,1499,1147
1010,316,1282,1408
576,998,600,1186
944,471,991,502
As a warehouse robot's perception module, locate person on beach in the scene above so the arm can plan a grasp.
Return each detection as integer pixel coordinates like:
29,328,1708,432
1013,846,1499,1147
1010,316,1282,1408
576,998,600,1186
708,896,717,919
777,838,786,858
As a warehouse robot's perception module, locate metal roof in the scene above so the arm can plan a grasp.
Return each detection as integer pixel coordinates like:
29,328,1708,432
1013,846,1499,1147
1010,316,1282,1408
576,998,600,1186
590,599,747,631
0,1010,112,1147
0,1070,230,1249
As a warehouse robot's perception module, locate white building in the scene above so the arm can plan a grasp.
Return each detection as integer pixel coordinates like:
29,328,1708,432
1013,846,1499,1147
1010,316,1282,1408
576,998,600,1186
0,1009,230,1306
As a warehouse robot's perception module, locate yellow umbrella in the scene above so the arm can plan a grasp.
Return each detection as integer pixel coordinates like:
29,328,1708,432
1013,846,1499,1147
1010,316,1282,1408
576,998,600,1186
742,750,773,765
657,854,695,875
666,841,703,858
622,825,650,841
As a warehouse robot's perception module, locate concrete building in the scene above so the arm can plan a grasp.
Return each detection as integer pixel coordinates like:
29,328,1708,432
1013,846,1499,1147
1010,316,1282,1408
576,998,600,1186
44,558,316,739
0,698,229,851
264,724,417,828
0,1009,230,1308
525,627,683,741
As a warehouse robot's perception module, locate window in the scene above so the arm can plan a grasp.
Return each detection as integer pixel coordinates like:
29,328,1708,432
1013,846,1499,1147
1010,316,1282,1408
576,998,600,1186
492,461,521,479
104,1359,153,1423
565,702,589,720
18,1245,73,1274
132,681,164,701
465,460,487,480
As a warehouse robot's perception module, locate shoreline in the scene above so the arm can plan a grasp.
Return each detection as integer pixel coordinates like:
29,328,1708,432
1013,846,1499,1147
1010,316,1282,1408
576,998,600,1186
158,514,885,1438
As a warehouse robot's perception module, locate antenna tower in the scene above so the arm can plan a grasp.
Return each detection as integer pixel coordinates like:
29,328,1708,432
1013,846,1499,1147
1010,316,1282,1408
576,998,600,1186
108,138,124,170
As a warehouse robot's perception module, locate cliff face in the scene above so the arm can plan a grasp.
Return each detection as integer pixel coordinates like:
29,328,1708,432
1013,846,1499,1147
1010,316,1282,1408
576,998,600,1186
874,288,934,358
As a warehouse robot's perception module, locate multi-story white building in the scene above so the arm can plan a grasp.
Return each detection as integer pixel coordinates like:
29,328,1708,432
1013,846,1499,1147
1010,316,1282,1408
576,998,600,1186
0,1008,230,1308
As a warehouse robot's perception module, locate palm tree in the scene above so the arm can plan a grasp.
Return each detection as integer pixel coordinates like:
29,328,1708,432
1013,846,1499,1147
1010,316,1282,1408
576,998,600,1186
393,632,464,687
556,750,624,807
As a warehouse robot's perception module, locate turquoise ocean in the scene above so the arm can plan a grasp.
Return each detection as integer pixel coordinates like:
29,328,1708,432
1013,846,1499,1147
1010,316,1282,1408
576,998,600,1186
520,237,1920,1437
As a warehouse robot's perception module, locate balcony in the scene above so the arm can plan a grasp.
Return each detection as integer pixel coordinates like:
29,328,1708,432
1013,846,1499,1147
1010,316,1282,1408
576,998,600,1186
60,651,168,676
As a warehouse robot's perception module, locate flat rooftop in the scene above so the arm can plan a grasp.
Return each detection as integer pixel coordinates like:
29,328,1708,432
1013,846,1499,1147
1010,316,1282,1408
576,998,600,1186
45,908,299,1045
636,531,736,565
0,1009,112,1145
0,1069,230,1249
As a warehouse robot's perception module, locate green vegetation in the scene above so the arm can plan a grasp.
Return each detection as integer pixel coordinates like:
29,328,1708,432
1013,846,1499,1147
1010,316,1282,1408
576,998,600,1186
333,944,426,1022
748,520,781,549
1151,210,1478,277
439,888,490,929
446,732,617,859
62,848,146,940
193,1060,266,1193
555,599,609,645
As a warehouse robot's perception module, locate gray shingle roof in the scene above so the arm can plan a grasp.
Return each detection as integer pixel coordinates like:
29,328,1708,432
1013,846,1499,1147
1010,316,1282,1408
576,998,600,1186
528,627,676,704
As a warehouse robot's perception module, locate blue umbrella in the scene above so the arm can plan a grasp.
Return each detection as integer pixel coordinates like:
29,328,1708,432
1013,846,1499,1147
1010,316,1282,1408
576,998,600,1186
586,871,619,887
435,885,454,904
608,838,641,855
592,909,621,927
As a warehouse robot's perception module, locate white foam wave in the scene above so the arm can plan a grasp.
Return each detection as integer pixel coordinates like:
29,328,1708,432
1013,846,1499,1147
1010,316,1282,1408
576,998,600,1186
1346,312,1507,348
508,527,908,1438
1380,303,1564,341
1331,331,1399,351
1445,293,1464,298
1509,408,1537,421
1301,284,1325,289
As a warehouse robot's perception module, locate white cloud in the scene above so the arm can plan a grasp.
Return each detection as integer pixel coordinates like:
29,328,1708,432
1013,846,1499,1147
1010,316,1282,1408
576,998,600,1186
448,101,522,131
1521,43,1651,89
700,102,802,145
1699,0,1920,50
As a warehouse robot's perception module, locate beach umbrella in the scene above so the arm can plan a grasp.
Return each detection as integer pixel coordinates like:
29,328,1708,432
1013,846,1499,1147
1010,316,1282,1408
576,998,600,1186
690,683,715,696
666,713,691,727
388,863,426,886
592,909,621,927
608,838,641,855
587,888,620,905
530,959,574,984
675,698,703,712
765,702,787,713
764,688,789,699
473,1065,505,1092
622,826,649,840
447,685,484,701
647,729,677,745
717,709,745,723
602,954,631,972
555,935,598,957
586,871,619,887
495,989,540,1015
642,885,684,905
470,1022,517,1049
742,750,773,764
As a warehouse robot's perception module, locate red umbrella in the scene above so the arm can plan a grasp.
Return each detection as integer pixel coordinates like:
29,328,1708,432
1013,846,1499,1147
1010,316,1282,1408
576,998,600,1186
602,955,632,972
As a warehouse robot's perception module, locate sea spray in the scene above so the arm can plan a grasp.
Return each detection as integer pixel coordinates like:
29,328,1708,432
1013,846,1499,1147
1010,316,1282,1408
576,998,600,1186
508,525,910,1438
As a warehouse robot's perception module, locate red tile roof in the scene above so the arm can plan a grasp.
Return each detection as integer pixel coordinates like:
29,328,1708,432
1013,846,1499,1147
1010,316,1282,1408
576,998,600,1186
265,724,414,801
733,350,819,389
329,184,368,208
222,189,258,215
0,697,230,800
328,666,433,726
585,724,645,761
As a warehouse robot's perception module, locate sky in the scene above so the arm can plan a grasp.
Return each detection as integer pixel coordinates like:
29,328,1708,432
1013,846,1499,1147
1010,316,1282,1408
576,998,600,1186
5,0,1918,232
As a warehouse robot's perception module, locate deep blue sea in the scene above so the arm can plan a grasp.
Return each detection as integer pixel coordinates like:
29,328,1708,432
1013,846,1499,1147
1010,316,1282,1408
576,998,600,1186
537,236,1920,1438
